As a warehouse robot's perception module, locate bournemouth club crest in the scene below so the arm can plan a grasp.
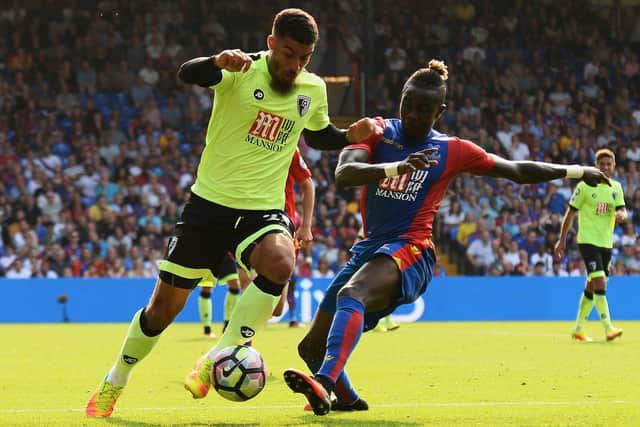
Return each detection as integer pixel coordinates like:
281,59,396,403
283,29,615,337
297,95,310,117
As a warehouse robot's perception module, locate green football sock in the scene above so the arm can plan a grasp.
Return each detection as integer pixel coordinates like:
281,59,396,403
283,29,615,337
207,282,279,359
107,308,161,387
224,290,239,322
574,292,594,331
199,296,212,328
593,293,614,331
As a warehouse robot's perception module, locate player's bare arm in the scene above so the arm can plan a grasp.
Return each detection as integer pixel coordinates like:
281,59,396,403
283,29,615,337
485,155,610,187
296,177,315,249
177,50,253,87
302,118,384,151
334,147,439,188
554,206,577,259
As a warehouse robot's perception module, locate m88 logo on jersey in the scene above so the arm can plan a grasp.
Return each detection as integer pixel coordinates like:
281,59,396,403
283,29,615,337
380,174,410,191
249,110,295,144
595,202,610,215
379,170,429,193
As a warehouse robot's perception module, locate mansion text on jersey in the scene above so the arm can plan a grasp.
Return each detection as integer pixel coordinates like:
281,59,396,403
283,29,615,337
245,134,286,152
375,187,418,201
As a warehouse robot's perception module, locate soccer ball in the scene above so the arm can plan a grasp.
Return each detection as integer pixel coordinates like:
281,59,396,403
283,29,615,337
211,345,267,401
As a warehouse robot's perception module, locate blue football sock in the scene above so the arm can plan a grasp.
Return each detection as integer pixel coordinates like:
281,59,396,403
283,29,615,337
304,358,359,404
317,296,365,384
334,369,359,404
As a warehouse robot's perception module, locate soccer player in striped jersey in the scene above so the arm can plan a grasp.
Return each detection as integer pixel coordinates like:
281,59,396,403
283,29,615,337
283,60,610,416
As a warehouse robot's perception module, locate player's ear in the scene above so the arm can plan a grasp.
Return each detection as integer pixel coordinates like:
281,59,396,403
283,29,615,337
267,35,275,50
436,103,447,119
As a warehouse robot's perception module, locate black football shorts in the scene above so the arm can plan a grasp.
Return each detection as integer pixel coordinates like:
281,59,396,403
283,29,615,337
159,192,294,289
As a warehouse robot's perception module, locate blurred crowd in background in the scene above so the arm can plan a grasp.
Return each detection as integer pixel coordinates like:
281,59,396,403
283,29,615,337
1,0,639,279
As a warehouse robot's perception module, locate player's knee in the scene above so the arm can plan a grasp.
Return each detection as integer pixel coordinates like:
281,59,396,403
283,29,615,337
337,283,364,300
259,253,294,284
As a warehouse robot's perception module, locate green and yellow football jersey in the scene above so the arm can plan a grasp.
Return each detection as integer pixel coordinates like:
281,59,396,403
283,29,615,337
191,51,330,210
569,179,625,248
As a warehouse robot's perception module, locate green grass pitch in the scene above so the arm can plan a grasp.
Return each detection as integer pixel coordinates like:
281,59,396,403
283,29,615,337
1,321,639,426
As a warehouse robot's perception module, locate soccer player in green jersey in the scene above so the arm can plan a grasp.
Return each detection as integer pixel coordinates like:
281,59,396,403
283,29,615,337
86,8,382,417
555,148,627,342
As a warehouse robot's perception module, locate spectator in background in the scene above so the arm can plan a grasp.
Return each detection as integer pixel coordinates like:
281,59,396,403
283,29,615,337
533,261,546,276
551,260,569,277
5,258,31,278
466,229,494,274
37,188,63,224
530,242,553,275
312,257,335,278
384,38,407,73
456,211,477,247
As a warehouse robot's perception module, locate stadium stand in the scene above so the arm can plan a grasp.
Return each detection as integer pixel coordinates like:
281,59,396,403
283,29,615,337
0,1,638,279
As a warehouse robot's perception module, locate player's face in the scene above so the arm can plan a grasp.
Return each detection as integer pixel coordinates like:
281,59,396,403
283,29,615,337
267,35,314,93
400,84,445,139
595,155,615,178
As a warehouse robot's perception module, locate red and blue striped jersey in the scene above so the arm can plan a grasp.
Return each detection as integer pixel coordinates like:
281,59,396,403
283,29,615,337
344,118,494,245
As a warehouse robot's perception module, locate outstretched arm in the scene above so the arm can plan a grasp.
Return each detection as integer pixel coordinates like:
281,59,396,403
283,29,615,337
335,147,439,188
485,154,610,187
302,118,383,151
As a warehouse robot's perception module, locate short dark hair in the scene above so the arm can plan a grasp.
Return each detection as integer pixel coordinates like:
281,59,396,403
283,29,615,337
405,59,449,102
272,8,319,45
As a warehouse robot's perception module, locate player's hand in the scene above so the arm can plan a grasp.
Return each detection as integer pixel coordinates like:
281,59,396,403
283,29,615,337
553,241,565,260
295,225,313,249
582,167,610,187
398,147,439,174
615,210,627,223
346,117,384,143
213,49,253,73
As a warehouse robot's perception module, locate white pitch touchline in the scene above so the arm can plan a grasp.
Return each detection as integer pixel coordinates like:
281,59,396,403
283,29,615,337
1,400,636,414
482,330,568,337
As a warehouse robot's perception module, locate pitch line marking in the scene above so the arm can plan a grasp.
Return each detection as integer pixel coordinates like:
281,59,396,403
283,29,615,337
482,330,568,337
1,400,637,414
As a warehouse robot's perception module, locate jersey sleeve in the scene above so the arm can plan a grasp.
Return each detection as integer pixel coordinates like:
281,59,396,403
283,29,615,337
289,149,312,183
305,78,330,131
568,182,585,210
451,138,495,174
209,69,236,92
342,117,386,156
